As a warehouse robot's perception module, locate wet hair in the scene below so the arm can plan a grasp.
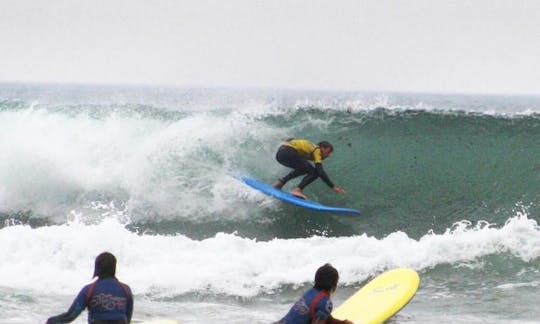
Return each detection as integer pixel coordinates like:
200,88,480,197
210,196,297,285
93,252,117,279
317,141,334,153
313,263,339,292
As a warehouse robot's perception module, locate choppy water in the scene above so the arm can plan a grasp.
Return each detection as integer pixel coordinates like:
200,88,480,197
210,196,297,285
1,83,539,323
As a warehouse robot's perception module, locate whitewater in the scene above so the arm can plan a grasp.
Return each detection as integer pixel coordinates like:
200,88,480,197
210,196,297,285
0,83,539,323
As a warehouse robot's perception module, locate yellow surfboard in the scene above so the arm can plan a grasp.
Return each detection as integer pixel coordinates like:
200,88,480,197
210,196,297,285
332,268,420,324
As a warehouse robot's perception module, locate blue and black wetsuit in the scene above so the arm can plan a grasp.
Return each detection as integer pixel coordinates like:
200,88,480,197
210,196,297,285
46,277,133,324
276,288,332,324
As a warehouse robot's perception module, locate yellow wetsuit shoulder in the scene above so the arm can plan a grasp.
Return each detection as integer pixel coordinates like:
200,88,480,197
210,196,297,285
282,139,323,163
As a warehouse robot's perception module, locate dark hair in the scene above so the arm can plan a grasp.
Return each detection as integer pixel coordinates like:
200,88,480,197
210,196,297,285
314,263,339,292
93,252,117,279
317,141,334,153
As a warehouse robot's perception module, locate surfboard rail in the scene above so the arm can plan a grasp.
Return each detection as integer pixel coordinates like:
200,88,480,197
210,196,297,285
241,177,361,215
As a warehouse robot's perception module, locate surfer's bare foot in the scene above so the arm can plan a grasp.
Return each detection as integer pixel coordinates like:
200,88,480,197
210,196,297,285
273,180,284,189
291,188,308,200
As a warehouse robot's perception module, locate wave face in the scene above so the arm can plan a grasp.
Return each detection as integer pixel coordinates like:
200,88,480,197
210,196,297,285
1,84,539,323
1,84,538,238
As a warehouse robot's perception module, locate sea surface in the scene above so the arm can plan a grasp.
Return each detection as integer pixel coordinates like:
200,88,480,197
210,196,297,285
0,83,539,323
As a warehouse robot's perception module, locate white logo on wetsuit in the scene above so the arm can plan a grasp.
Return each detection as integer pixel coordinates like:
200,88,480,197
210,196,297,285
89,293,127,310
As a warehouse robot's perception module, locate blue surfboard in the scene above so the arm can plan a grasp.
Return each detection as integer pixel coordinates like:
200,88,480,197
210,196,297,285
241,177,361,215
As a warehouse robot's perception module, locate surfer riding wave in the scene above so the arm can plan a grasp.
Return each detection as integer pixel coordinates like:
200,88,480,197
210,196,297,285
273,138,346,200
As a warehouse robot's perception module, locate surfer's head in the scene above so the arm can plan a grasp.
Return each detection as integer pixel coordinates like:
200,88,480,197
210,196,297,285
314,263,339,293
93,251,117,279
318,141,334,159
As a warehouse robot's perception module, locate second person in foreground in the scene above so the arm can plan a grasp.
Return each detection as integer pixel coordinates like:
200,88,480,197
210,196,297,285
276,263,353,324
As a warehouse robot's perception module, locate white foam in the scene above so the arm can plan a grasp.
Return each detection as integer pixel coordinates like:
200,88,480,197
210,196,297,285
0,106,283,220
1,214,538,298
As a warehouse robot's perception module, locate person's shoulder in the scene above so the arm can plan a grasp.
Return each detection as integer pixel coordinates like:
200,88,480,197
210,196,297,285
117,280,133,294
321,294,333,312
119,281,131,289
305,287,327,301
80,280,97,293
72,280,96,302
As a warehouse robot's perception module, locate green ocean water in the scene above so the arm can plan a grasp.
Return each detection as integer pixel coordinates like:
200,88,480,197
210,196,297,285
0,84,539,323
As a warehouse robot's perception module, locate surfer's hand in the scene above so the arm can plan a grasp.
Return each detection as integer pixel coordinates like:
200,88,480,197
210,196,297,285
332,186,346,194
328,316,353,324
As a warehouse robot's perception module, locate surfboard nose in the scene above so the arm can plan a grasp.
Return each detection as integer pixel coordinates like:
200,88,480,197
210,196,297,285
332,268,420,324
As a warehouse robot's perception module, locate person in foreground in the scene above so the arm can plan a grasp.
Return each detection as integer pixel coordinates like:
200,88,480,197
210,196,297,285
273,138,346,199
46,252,133,324
276,263,353,324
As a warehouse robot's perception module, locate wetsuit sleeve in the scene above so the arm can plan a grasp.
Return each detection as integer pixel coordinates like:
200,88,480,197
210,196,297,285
312,147,335,188
125,285,134,323
46,287,88,324
315,163,334,188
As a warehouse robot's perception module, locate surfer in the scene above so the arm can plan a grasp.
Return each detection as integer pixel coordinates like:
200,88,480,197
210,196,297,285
276,263,353,324
273,138,346,199
46,252,133,324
